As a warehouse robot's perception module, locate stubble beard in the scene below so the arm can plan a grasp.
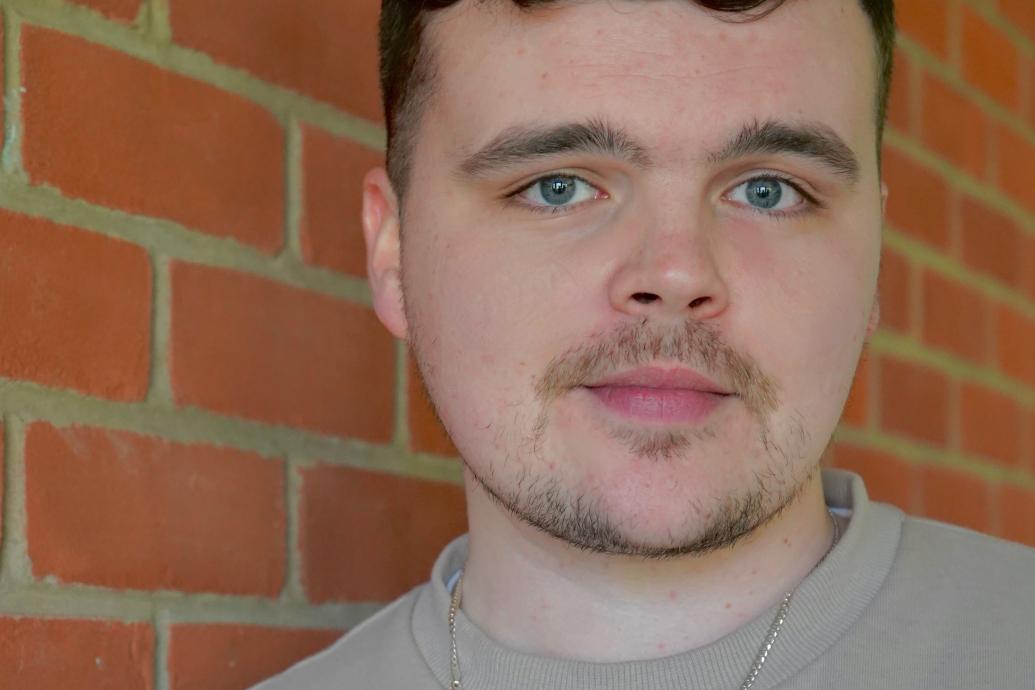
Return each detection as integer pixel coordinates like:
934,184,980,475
410,311,818,559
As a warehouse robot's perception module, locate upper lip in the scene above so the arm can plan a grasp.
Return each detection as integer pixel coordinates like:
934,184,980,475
584,366,733,395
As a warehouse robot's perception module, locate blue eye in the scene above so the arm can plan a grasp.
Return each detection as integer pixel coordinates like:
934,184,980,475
746,178,782,208
513,174,602,211
540,176,578,205
728,176,806,214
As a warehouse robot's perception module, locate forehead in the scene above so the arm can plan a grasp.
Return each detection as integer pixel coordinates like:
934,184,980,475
420,0,877,167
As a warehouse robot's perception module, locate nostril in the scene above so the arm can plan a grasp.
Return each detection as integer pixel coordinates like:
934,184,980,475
689,296,709,309
632,292,659,304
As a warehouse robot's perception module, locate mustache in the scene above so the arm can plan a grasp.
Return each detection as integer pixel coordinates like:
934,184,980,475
534,319,780,419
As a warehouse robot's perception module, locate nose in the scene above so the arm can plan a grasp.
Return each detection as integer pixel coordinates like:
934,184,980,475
607,213,729,321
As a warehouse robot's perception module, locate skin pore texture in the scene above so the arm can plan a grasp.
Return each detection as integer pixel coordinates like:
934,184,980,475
363,0,885,664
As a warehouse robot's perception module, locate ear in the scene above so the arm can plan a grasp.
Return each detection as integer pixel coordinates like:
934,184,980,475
880,179,889,216
362,167,409,340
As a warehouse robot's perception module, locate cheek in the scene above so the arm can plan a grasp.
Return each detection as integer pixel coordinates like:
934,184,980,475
730,218,878,409
402,227,570,446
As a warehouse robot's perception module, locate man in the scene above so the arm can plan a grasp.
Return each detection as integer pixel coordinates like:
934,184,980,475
258,1,1035,688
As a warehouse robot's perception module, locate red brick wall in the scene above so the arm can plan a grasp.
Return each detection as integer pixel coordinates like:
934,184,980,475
829,0,1035,547
0,0,1029,687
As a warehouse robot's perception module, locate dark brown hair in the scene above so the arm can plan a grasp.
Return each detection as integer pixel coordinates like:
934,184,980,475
380,0,896,196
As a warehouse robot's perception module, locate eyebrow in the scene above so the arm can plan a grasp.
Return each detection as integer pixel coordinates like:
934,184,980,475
458,119,652,178
457,117,860,185
708,119,861,184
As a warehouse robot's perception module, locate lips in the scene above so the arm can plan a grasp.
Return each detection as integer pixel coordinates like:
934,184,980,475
582,366,732,424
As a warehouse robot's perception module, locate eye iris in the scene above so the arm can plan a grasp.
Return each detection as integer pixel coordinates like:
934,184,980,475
539,176,577,205
746,178,782,209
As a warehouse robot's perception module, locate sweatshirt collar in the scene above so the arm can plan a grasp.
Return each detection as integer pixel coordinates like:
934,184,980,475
413,470,902,690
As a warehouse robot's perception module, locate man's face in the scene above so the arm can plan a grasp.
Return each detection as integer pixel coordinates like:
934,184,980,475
384,0,882,555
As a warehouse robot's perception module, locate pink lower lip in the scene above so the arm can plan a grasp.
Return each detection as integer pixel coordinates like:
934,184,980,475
585,386,728,424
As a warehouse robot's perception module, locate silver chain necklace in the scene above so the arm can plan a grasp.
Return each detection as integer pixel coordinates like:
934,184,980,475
448,511,840,690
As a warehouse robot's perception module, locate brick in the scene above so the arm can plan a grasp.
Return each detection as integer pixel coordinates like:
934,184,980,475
887,48,912,133
996,125,1035,215
0,617,153,690
25,423,285,596
169,624,341,690
961,7,1021,110
840,352,870,428
408,352,459,456
877,245,911,334
300,466,466,602
896,0,949,58
959,197,1023,289
169,0,381,122
0,210,151,400
920,465,993,533
994,304,1035,388
22,27,284,253
959,383,1022,468
300,126,382,277
878,357,950,447
921,270,990,364
999,484,1035,547
921,75,989,179
999,0,1035,44
170,262,395,440
831,444,916,513
68,0,141,22
881,147,950,248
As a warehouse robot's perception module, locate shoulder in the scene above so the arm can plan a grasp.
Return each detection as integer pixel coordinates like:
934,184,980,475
897,515,1035,589
251,586,440,690
874,515,1035,645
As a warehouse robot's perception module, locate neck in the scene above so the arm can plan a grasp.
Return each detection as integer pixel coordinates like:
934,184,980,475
459,470,834,662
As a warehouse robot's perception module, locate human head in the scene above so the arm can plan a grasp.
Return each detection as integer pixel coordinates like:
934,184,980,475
363,0,891,556
379,0,895,198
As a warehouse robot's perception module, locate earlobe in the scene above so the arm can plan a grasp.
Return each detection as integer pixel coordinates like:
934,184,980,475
362,167,409,340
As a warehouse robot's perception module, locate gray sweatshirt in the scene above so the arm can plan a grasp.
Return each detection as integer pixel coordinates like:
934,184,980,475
254,470,1035,689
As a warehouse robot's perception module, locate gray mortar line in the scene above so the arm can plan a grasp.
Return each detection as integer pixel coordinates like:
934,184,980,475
869,330,1035,405
895,34,1035,156
0,178,373,307
0,380,464,485
1,8,23,176
0,577,379,628
0,0,385,148
154,608,170,690
147,255,173,405
0,415,33,585
883,225,1035,319
884,131,1035,239
284,117,304,261
283,459,304,603
830,425,1032,487
144,0,170,43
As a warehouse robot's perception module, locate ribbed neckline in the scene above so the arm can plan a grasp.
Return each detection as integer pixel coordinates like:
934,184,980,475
412,469,902,690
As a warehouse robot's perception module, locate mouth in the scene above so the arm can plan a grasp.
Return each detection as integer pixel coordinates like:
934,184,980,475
581,366,734,425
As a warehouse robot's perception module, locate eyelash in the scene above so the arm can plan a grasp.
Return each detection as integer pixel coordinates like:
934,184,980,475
730,172,823,219
504,173,603,215
504,171,824,218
